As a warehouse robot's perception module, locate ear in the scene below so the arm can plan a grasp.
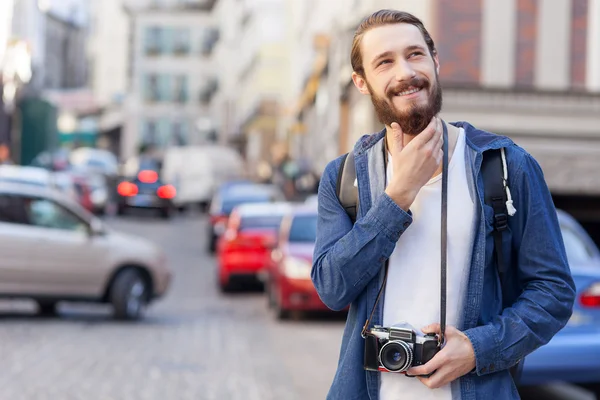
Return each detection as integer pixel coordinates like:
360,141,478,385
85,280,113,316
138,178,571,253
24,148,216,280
433,54,440,75
352,72,371,95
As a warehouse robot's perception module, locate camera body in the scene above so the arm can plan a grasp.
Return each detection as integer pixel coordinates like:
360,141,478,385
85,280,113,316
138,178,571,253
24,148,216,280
364,324,440,374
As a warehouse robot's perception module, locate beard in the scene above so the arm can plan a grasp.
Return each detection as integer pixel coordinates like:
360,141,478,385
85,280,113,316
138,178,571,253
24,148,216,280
367,74,443,135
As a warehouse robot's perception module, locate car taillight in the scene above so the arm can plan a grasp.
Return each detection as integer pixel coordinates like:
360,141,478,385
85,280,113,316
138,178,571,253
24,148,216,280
157,185,176,199
580,282,600,307
117,182,138,197
138,170,158,183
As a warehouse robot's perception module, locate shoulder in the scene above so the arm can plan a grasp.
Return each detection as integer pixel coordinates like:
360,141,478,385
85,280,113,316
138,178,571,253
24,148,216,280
321,154,348,189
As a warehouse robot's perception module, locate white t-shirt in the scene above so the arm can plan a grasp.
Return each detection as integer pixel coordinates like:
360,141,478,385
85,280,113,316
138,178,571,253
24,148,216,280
380,128,475,400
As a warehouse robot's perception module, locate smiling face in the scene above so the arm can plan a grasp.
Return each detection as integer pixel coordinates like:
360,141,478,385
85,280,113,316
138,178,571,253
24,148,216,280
352,23,442,135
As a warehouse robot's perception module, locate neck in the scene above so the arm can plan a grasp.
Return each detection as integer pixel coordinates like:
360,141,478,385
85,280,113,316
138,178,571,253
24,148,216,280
383,124,427,154
384,120,460,178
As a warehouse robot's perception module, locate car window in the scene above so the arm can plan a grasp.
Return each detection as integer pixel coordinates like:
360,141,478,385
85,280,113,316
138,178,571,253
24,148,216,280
561,224,596,264
0,195,30,225
239,215,284,232
288,215,317,243
27,199,87,232
222,197,271,214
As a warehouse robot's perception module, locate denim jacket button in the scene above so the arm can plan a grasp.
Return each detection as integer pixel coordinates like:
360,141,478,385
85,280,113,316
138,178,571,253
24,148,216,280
403,222,410,229
481,367,487,373
489,364,495,372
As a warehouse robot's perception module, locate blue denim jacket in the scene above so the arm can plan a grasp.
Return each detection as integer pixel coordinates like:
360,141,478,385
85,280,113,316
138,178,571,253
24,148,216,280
312,122,576,400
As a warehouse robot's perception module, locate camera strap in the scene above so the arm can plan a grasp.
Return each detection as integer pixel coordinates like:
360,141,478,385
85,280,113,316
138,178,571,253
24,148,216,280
361,122,449,347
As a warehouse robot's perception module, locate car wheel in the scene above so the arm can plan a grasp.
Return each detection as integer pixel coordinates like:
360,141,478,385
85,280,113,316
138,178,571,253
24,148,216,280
36,300,58,316
266,282,276,309
273,296,290,320
110,269,149,321
208,233,217,254
579,383,600,398
160,207,172,220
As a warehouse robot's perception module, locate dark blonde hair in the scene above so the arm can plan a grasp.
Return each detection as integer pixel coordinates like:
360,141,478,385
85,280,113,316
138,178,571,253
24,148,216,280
351,9,437,76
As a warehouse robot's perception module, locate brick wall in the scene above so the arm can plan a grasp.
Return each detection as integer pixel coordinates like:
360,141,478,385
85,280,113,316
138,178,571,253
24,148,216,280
515,0,538,87
435,0,482,85
570,0,588,89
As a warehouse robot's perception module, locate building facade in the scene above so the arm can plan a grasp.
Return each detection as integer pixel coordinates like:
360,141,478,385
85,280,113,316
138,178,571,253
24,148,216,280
122,0,218,161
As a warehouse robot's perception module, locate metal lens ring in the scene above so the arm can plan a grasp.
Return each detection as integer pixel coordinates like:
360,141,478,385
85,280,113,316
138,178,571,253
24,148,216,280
379,340,413,372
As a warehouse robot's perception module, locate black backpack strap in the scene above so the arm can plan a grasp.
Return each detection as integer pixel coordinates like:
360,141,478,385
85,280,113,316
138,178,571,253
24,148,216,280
482,148,524,381
481,149,509,279
336,152,359,223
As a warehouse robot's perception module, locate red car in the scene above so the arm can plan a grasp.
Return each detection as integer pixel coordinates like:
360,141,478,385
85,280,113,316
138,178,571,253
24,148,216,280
266,205,342,319
217,202,292,292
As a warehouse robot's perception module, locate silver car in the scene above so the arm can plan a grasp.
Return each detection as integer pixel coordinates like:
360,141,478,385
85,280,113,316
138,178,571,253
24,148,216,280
0,182,172,320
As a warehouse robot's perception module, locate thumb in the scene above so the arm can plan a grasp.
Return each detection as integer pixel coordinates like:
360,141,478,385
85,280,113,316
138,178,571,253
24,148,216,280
421,323,441,335
390,122,404,153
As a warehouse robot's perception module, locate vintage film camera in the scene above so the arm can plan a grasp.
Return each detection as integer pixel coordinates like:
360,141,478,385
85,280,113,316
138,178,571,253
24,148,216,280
364,323,440,375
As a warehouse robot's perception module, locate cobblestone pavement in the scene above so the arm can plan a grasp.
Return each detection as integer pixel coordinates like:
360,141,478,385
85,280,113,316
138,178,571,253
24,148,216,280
0,211,595,400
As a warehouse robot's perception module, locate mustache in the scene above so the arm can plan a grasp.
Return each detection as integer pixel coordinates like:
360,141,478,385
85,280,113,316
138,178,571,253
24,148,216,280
386,77,429,98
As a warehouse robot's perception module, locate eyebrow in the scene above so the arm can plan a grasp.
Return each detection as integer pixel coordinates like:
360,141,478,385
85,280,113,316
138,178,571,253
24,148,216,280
370,45,428,68
371,51,395,68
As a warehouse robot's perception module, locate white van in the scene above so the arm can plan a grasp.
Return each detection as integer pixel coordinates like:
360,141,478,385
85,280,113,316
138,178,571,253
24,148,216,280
160,145,245,210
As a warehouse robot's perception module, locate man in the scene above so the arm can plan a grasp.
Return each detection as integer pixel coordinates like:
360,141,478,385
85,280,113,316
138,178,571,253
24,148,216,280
312,9,575,400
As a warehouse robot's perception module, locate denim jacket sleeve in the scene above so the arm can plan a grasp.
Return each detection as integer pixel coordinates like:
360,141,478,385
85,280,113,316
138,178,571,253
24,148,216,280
464,149,576,375
311,156,413,311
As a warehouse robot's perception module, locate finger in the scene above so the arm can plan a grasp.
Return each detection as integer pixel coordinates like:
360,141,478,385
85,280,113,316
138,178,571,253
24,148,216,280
412,117,437,146
417,367,449,389
406,350,445,376
390,122,404,153
421,323,441,335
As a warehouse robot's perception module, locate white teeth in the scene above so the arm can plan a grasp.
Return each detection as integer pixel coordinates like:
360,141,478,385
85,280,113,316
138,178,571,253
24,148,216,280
397,87,420,96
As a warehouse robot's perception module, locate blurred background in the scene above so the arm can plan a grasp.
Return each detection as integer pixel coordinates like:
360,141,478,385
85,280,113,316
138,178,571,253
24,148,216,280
0,0,599,399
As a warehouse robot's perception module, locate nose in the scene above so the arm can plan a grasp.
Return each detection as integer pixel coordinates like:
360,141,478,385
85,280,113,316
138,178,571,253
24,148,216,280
393,59,416,83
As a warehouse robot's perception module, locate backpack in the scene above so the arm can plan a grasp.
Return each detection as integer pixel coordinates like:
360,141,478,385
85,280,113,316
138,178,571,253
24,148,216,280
335,147,523,381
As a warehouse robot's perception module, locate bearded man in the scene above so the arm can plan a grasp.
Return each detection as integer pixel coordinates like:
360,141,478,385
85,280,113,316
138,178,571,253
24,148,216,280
311,9,575,400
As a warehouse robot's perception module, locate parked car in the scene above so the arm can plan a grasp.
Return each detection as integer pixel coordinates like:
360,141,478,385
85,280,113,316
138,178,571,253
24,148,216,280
0,165,78,204
117,157,176,219
519,210,600,395
217,202,292,292
265,204,342,319
69,147,119,207
207,183,285,253
0,182,172,320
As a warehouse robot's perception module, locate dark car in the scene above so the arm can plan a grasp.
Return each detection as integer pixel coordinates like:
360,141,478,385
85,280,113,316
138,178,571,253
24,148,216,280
116,158,176,219
207,183,284,253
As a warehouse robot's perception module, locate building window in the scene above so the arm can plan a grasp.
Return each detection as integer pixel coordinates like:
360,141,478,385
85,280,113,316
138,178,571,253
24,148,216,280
141,120,159,146
173,75,188,103
144,74,160,102
144,74,172,102
144,27,162,56
141,118,173,148
199,77,218,104
172,28,191,55
170,120,188,146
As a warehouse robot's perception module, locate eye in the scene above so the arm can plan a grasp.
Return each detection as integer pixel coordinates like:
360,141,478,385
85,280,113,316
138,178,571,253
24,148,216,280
408,51,424,58
377,59,392,67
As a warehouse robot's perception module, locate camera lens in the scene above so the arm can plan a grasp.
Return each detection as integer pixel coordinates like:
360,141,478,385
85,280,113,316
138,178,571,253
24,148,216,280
379,341,413,372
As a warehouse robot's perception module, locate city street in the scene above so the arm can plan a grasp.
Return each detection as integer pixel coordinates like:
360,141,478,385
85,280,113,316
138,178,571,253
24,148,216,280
0,211,595,400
